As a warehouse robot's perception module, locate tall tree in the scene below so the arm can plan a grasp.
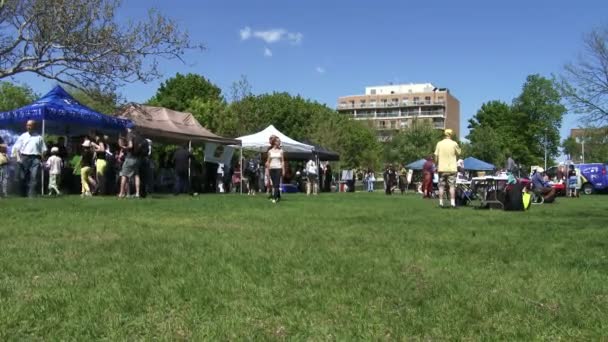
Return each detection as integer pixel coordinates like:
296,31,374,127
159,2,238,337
467,75,565,168
68,87,121,114
148,73,223,112
562,128,608,163
0,81,36,111
385,120,442,164
512,74,566,166
0,0,201,94
466,101,521,166
556,25,608,125
229,75,252,103
466,125,505,166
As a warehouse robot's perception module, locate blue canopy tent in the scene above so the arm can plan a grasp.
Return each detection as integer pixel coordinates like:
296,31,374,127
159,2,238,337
0,85,132,135
0,86,133,194
463,157,495,171
406,158,427,170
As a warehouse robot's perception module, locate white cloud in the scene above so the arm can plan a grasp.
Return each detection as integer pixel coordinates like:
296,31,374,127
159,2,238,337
287,32,303,45
264,47,273,57
239,27,303,45
239,26,252,40
316,66,325,74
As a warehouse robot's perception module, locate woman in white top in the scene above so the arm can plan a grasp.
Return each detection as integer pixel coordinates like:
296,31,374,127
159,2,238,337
265,135,285,203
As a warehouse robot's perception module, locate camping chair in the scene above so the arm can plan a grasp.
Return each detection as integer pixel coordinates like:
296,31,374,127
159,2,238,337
528,183,544,205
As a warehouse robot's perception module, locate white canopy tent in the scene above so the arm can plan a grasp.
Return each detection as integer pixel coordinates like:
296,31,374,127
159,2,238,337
235,125,314,152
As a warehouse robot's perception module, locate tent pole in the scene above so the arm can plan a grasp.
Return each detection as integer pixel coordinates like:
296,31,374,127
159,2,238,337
41,119,45,195
240,146,243,195
188,140,192,192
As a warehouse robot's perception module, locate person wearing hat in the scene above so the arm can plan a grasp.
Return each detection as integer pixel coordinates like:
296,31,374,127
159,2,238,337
80,138,97,197
531,167,556,203
46,146,63,195
434,128,461,208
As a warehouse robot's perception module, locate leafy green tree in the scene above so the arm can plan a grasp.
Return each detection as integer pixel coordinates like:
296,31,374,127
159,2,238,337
0,0,201,94
225,92,322,139
385,120,442,164
148,73,223,112
186,97,228,134
467,75,565,169
562,136,579,160
310,112,381,169
0,81,36,111
466,125,505,166
562,128,608,163
512,74,566,166
68,87,121,114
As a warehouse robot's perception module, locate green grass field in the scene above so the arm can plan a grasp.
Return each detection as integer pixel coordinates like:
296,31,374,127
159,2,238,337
1,192,607,340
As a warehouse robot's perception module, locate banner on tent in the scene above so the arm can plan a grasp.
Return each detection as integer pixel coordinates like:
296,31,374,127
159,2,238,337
204,143,234,166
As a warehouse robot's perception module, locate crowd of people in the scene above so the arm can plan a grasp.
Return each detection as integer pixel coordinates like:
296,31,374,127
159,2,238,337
0,122,582,210
0,122,338,200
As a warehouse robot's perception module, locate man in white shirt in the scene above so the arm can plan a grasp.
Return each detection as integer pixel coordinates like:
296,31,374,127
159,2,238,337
13,120,47,197
305,157,318,195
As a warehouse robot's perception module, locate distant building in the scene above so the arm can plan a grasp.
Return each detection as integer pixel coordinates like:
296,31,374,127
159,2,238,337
337,83,460,141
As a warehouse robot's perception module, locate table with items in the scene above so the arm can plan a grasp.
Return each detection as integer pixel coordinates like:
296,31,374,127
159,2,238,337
470,176,509,209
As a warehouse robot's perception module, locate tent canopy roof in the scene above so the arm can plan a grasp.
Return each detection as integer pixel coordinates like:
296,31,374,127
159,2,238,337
116,104,240,145
0,85,132,135
236,125,313,152
463,157,495,171
286,140,340,161
406,158,427,170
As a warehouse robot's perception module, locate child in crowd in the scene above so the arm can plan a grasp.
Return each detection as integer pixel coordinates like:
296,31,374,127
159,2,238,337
0,140,8,198
46,147,63,195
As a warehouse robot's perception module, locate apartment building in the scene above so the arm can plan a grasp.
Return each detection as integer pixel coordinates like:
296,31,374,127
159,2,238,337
337,83,460,141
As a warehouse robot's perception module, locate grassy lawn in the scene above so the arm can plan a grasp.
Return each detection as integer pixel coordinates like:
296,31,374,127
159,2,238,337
1,192,607,340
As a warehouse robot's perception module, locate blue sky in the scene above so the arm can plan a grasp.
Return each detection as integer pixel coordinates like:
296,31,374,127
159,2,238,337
11,0,608,140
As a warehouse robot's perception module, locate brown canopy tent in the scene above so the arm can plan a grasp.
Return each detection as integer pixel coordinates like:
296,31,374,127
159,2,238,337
116,104,244,193
115,104,240,145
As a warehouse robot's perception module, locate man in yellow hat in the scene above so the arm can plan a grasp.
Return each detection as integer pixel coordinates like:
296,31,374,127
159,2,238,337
434,128,461,208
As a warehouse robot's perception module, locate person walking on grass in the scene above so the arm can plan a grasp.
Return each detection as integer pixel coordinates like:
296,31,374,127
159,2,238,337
13,120,47,197
434,128,461,208
46,147,63,196
0,136,8,198
92,133,107,195
422,155,435,198
80,139,97,197
366,169,375,192
118,129,141,198
265,135,285,203
305,157,319,196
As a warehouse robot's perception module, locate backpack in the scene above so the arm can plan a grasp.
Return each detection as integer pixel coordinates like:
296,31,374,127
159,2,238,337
132,134,149,157
504,182,527,211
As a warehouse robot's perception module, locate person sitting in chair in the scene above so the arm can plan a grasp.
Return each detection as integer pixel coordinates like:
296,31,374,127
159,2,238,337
531,167,556,203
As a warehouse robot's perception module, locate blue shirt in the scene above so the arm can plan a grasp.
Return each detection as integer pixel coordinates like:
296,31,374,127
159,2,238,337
14,132,47,156
531,172,548,189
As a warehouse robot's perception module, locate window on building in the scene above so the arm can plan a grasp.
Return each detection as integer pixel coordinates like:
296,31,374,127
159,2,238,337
413,97,420,104
379,121,386,128
425,96,431,104
360,100,366,108
350,100,355,108
370,89,376,95
390,121,396,129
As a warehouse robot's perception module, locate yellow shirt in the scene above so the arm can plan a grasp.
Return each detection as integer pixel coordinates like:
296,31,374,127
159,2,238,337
434,138,461,173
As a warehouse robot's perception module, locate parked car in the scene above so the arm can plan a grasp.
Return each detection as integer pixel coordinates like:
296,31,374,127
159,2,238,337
576,163,608,194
